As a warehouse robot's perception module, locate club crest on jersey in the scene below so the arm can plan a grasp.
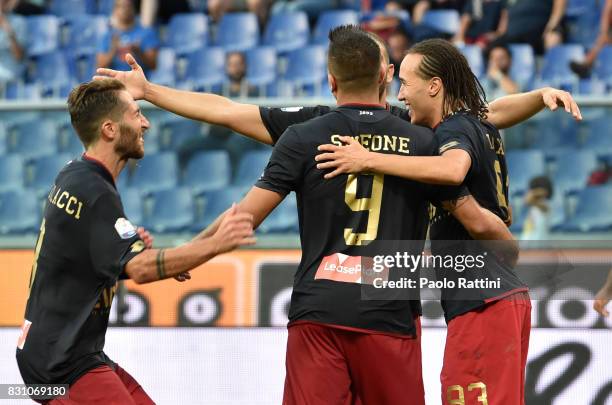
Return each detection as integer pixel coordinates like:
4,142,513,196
115,218,136,239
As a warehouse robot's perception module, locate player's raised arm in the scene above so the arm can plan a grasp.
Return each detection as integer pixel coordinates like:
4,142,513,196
315,136,471,185
94,53,273,144
487,87,582,129
125,206,256,284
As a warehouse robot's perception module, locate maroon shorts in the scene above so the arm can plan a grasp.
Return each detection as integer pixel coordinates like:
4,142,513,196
283,319,424,405
441,293,531,405
46,364,154,405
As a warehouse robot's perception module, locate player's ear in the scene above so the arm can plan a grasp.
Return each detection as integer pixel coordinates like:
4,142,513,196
386,64,395,84
328,73,337,96
100,119,118,142
428,77,442,98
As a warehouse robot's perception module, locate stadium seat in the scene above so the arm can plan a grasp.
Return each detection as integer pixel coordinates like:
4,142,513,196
66,51,97,85
166,13,208,54
562,186,612,231
593,46,612,84
31,51,73,96
313,10,359,45
263,12,309,53
509,44,535,86
553,149,597,194
246,47,277,89
96,0,115,15
0,190,40,234
541,45,584,84
144,188,194,233
505,150,546,196
529,112,579,149
258,193,298,234
58,127,85,157
130,152,179,193
459,45,484,78
159,119,204,151
0,123,6,155
26,154,73,196
234,150,271,186
182,47,226,91
0,155,24,192
149,48,176,86
192,186,249,231
577,78,607,95
48,0,88,16
584,117,612,149
26,15,60,56
421,9,460,35
183,151,232,194
63,15,109,56
7,120,57,159
119,188,143,226
283,45,327,94
216,13,259,52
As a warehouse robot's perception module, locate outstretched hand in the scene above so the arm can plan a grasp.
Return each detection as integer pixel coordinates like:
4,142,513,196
93,53,148,100
315,136,370,179
541,88,582,121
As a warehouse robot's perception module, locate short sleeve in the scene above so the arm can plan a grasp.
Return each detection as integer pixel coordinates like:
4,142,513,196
426,184,471,206
140,27,159,51
259,106,330,145
255,127,306,196
89,192,145,282
435,122,479,174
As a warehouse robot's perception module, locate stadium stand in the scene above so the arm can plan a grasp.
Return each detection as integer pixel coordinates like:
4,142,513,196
263,11,309,53
216,12,260,52
130,152,179,193
165,13,208,54
183,151,232,194
0,190,40,234
144,187,195,233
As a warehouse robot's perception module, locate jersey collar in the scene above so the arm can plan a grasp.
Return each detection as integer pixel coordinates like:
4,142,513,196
81,153,116,188
338,102,386,110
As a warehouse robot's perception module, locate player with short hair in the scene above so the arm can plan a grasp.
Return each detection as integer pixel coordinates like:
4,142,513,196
196,25,515,405
15,79,255,404
315,38,539,405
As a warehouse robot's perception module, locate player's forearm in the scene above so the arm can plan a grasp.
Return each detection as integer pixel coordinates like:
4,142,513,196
487,88,548,129
125,239,219,283
192,212,225,241
144,83,273,144
366,153,465,185
96,52,115,69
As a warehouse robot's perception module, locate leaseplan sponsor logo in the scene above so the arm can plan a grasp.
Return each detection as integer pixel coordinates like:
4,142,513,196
315,253,388,284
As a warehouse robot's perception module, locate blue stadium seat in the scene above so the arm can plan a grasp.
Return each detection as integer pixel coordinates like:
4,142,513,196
541,45,584,84
183,151,231,194
234,150,271,186
506,150,546,196
0,190,40,234
192,186,249,231
258,193,298,234
246,47,277,89
66,51,97,84
166,13,208,54
182,47,226,91
567,0,602,47
149,48,176,86
283,45,327,94
548,194,567,231
144,188,194,233
119,188,143,226
562,186,612,231
216,13,259,52
7,120,58,159
48,0,88,16
313,10,359,45
26,15,60,56
0,155,24,192
32,51,73,95
27,154,72,196
421,9,460,35
553,150,597,194
0,123,6,155
529,112,579,149
59,127,85,157
577,78,607,95
130,152,179,193
159,119,204,151
63,15,109,55
509,44,535,86
96,0,115,15
593,46,612,84
584,117,612,149
459,45,484,78
263,12,309,53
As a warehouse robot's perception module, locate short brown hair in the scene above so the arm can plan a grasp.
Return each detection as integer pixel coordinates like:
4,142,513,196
328,25,381,93
67,79,128,148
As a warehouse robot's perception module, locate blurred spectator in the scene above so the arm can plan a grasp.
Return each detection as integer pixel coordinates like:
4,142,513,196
521,176,553,240
387,28,411,77
570,0,612,78
7,0,44,15
587,161,612,186
488,0,566,55
226,51,259,98
133,0,191,27
481,45,519,100
97,0,159,72
0,0,25,82
362,1,411,40
452,0,508,49
208,0,271,26
412,0,466,24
